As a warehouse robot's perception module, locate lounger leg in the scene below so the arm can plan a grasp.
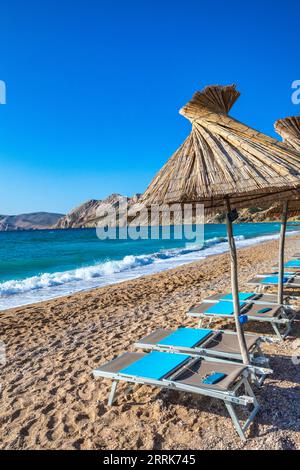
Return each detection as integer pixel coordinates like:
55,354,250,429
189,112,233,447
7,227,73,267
224,402,247,441
108,380,119,406
281,321,292,340
248,369,263,388
243,377,258,401
225,378,260,441
271,322,284,341
252,345,269,367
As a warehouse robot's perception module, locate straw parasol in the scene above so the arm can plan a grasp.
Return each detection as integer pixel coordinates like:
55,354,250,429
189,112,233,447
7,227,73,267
275,116,300,152
140,84,300,364
273,116,300,303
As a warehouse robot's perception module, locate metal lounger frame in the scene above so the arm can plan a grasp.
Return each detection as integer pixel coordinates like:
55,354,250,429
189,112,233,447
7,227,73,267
272,265,300,272
134,330,271,386
187,305,297,341
201,292,297,308
134,342,273,387
247,276,300,292
93,357,260,441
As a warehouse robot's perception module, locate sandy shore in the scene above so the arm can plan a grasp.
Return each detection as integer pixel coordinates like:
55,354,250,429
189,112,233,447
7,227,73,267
0,236,300,450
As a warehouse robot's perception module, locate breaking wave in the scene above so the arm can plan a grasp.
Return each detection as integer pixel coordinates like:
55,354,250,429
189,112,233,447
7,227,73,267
0,230,298,310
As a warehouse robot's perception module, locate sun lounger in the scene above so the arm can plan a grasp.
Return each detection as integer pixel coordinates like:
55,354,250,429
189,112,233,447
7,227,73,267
246,274,300,291
93,350,260,440
134,327,271,385
291,253,300,259
284,260,300,267
254,272,296,278
201,291,293,306
273,266,300,273
271,260,300,272
187,300,296,340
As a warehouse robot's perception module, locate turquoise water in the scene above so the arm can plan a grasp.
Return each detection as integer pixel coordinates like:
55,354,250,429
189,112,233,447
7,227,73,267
0,223,298,310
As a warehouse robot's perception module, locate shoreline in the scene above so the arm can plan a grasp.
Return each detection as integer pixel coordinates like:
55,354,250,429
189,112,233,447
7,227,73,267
0,236,299,449
1,228,299,312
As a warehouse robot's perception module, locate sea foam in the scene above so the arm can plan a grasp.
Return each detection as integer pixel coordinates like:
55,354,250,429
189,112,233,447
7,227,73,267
0,230,298,311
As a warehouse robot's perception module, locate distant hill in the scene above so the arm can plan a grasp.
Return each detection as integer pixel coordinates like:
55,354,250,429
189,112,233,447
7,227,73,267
55,193,300,229
0,212,64,231
3,196,298,232
55,194,142,229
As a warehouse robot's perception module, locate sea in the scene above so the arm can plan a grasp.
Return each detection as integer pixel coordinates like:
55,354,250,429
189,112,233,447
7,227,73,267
0,223,299,311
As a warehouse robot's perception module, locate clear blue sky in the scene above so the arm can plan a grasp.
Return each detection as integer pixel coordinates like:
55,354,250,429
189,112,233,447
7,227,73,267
0,0,299,214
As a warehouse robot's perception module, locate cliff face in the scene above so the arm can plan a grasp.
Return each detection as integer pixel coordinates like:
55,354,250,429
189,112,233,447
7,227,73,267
55,195,300,229
55,194,142,229
0,212,64,231
3,198,297,232
207,205,300,223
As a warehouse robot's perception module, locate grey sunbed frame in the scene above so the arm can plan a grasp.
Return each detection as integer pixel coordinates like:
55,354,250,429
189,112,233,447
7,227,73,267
272,265,300,272
201,292,295,307
187,302,297,340
134,328,271,386
93,352,260,441
247,274,300,291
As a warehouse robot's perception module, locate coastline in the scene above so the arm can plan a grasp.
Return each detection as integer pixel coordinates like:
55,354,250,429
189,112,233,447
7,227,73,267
0,236,299,449
1,225,298,311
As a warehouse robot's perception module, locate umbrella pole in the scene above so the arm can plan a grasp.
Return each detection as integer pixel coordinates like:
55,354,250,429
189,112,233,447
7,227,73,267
278,201,289,305
225,198,250,365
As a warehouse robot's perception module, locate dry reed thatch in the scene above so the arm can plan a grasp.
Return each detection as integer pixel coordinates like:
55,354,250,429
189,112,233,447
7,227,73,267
271,115,300,216
140,84,300,364
141,85,300,211
275,116,300,153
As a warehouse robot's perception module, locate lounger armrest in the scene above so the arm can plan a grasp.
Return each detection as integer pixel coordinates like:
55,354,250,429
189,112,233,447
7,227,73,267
250,366,273,376
276,318,291,324
258,335,276,343
239,395,256,405
227,394,255,406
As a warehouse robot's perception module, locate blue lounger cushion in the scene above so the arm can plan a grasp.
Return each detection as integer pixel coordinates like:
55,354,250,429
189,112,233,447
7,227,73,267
119,351,190,381
221,292,255,301
157,328,212,348
202,372,227,385
205,301,245,315
285,261,300,267
261,276,289,285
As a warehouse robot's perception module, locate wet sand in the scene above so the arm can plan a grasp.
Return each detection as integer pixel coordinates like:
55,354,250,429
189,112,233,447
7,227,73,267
0,236,300,450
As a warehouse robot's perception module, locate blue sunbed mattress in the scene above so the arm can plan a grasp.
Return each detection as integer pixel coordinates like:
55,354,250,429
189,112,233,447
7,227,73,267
205,301,245,315
285,260,300,267
157,328,212,348
261,276,289,285
221,292,255,301
119,351,190,380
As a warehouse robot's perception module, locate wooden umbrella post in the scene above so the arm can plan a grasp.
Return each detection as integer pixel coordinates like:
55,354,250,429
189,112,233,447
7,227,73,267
278,201,289,305
225,198,250,365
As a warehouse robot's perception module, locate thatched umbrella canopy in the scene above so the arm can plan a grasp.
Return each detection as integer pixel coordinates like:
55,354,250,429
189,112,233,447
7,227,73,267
275,116,300,152
272,116,300,295
142,86,300,210
141,84,300,364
